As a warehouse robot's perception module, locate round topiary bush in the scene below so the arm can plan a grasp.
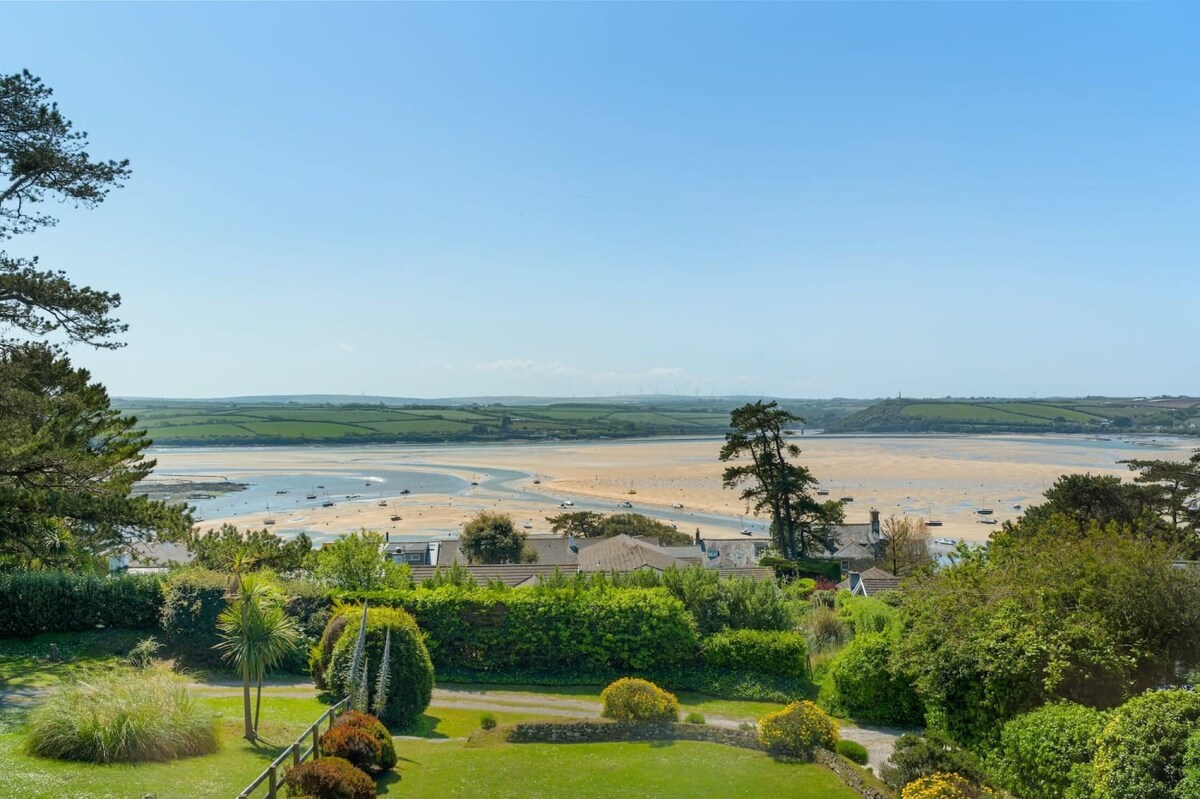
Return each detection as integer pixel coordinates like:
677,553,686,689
600,677,680,722
335,710,396,771
25,669,219,763
757,700,837,757
836,739,869,765
324,606,434,730
283,756,375,799
900,772,999,799
1092,689,1200,799
988,701,1106,799
320,724,380,773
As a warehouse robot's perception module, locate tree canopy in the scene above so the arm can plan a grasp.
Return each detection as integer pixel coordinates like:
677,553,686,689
460,511,532,564
546,510,691,545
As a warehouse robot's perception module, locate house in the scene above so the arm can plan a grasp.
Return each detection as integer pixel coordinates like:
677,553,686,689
107,541,194,575
576,534,682,573
837,567,902,597
699,538,770,569
407,563,571,588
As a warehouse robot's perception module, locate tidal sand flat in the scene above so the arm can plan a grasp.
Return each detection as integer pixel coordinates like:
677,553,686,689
150,434,1197,544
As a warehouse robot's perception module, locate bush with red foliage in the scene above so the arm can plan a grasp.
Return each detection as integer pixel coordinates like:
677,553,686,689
319,724,380,774
335,711,396,771
283,756,375,799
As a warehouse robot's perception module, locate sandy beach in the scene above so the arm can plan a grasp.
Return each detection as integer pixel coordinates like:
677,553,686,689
150,434,1197,545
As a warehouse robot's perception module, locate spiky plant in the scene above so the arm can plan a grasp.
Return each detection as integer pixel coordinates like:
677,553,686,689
344,602,368,704
373,629,392,718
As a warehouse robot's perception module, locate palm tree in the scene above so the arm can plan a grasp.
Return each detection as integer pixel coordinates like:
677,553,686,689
215,573,300,741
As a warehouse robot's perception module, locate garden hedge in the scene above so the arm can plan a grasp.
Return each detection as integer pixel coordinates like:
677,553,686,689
1092,689,1200,799
988,702,1105,799
345,586,699,673
702,629,809,679
0,572,162,637
158,569,229,668
826,633,924,726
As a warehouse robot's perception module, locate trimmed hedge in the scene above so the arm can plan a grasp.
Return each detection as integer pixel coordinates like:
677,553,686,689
335,710,396,770
158,570,228,668
836,739,869,765
283,756,374,799
0,572,162,638
702,629,809,679
601,678,679,722
989,702,1105,799
345,586,699,673
319,724,379,773
324,606,434,730
826,633,924,726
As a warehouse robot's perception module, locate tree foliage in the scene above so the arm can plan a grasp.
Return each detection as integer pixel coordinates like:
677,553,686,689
546,510,690,545
895,517,1200,747
460,511,532,564
309,530,411,591
186,524,311,574
719,401,843,558
879,515,933,577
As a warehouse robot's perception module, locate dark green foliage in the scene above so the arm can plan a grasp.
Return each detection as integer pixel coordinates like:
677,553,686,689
1092,689,1200,799
654,565,790,636
720,401,844,559
836,739,869,765
186,524,311,573
880,731,989,792
158,570,229,668
988,702,1106,799
826,633,924,726
282,756,375,799
0,571,161,637
895,520,1200,746
1175,730,1200,799
684,712,706,725
324,606,434,729
760,555,842,582
459,511,531,564
702,629,809,679
348,585,699,674
480,712,497,730
547,511,691,545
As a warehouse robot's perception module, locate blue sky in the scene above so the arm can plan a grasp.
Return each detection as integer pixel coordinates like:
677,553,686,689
4,3,1197,399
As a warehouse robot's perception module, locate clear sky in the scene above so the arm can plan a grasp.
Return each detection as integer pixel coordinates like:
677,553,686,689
4,2,1197,399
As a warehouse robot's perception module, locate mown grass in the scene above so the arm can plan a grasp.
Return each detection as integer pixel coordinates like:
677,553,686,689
381,739,859,798
0,630,147,692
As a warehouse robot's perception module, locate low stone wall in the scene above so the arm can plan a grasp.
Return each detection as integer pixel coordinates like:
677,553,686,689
505,719,765,751
814,750,893,799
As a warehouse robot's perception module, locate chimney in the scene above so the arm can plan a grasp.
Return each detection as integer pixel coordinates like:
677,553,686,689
385,531,390,543
870,509,880,538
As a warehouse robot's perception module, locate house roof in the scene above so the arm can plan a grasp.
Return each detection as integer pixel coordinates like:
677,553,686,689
832,542,874,560
576,534,681,573
409,564,573,588
851,567,902,595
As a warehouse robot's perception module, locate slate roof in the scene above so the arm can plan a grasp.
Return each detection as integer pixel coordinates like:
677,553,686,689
409,564,573,588
576,534,681,572
850,567,902,595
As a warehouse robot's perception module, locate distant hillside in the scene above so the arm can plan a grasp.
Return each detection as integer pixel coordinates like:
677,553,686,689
826,397,1200,435
121,398,873,447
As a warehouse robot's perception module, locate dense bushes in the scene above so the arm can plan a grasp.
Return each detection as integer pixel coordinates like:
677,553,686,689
988,702,1105,799
25,669,219,763
1092,689,1200,799
658,567,792,635
158,569,229,668
757,701,837,757
350,586,698,674
600,677,679,722
320,724,380,772
836,739,869,765
324,606,434,729
900,773,999,799
825,633,924,726
283,756,375,799
0,572,162,637
881,732,988,793
335,710,396,770
702,629,808,679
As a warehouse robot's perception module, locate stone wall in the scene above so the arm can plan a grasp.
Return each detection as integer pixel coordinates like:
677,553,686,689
505,720,765,751
814,749,893,799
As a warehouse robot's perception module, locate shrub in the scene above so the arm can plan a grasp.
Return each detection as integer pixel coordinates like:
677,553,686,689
836,739,869,765
335,710,395,771
757,700,837,757
988,702,1106,799
159,569,229,668
0,571,162,637
1092,688,1200,799
785,578,817,600
881,732,988,792
1175,730,1200,798
320,724,380,773
25,669,219,763
283,756,375,799
344,586,698,674
128,635,162,669
702,629,809,679
600,677,680,722
827,633,924,726
685,712,706,725
807,604,848,652
312,610,352,690
325,606,434,730
480,712,498,730
900,773,1000,799
839,595,898,637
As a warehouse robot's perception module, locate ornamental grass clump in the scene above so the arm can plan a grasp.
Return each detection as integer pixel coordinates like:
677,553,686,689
600,677,680,722
25,669,219,763
283,756,375,799
757,700,837,757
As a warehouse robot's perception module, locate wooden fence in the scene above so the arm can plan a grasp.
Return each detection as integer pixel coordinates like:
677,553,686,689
236,696,350,799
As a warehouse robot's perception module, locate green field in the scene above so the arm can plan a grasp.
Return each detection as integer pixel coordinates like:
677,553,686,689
118,399,871,446
830,397,1200,435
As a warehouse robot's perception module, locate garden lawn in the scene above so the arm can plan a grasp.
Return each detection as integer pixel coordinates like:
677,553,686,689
0,630,147,693
380,739,859,798
0,694,331,799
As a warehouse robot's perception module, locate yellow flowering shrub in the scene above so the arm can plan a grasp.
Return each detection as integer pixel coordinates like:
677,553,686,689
600,677,680,722
900,773,999,799
757,700,838,756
